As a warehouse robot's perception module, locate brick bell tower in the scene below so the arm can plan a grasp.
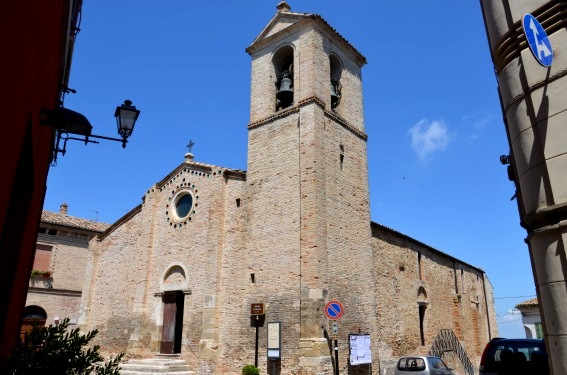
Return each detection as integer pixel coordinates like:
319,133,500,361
240,1,377,373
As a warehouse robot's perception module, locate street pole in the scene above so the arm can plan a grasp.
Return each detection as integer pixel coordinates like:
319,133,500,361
255,316,259,368
334,339,339,375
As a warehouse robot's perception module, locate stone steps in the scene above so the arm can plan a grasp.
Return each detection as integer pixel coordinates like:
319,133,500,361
120,358,195,375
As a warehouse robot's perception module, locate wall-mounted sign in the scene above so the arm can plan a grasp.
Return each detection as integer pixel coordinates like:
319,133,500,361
250,303,265,315
522,13,553,67
349,334,372,365
267,322,281,359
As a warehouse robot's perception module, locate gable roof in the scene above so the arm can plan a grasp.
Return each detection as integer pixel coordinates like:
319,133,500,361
246,10,366,66
41,210,110,233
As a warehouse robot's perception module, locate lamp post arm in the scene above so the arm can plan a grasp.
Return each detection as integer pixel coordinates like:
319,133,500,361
88,134,128,148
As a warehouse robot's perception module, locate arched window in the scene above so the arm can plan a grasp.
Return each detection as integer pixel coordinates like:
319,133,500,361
417,287,428,346
273,45,294,110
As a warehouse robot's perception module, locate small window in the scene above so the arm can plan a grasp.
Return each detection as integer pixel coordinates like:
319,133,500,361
339,145,344,171
418,252,423,280
33,244,53,272
236,198,241,207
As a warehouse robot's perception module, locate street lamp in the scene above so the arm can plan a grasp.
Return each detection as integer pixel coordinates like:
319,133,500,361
114,100,140,147
42,100,141,165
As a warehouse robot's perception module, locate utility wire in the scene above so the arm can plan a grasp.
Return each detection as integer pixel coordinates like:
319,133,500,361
494,294,536,300
497,318,523,324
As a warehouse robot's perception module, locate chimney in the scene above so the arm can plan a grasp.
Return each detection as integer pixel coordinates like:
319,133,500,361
60,203,68,215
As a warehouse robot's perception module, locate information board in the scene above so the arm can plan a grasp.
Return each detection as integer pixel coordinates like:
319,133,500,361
349,334,372,365
267,322,281,359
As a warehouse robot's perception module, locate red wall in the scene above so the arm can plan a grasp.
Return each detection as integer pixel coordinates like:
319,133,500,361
0,0,69,364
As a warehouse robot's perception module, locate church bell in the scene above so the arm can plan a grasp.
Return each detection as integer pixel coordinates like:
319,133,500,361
330,81,341,108
276,73,294,108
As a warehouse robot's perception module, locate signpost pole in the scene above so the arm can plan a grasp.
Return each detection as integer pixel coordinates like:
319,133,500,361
255,316,259,367
334,339,339,375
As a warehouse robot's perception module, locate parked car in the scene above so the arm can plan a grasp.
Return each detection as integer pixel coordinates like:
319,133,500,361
395,356,455,375
479,337,549,374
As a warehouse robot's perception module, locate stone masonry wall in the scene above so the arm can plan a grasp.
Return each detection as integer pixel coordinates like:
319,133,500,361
371,224,497,375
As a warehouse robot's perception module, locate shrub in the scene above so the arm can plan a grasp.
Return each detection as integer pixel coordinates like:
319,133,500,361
4,318,123,374
242,364,260,375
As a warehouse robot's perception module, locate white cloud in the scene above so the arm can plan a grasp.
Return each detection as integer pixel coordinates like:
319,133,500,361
408,119,450,161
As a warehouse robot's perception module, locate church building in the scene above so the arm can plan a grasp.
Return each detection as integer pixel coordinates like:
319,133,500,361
77,3,497,374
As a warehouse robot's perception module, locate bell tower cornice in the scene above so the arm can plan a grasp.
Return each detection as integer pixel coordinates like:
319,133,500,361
247,96,368,141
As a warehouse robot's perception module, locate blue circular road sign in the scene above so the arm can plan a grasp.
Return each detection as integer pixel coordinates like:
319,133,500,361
522,13,553,67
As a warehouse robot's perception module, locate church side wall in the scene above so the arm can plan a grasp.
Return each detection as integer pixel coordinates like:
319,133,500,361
371,225,495,375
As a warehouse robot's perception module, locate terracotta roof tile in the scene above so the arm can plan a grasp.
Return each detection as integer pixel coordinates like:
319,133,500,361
41,211,110,233
516,297,539,308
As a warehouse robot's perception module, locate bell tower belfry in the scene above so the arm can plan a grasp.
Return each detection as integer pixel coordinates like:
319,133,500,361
241,2,377,373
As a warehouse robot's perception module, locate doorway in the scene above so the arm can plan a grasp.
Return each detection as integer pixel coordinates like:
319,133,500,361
160,291,185,354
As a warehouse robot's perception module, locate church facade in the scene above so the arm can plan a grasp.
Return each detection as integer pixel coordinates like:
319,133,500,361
78,3,497,374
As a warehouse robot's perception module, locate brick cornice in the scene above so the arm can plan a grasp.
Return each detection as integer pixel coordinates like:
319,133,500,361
248,96,368,140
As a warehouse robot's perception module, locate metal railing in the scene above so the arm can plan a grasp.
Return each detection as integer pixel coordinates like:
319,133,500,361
428,329,474,375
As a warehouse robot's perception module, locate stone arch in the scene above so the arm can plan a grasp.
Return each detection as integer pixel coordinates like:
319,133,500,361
23,305,47,320
160,262,189,292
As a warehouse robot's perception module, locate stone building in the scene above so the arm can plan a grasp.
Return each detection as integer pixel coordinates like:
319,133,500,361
77,3,497,374
22,204,109,335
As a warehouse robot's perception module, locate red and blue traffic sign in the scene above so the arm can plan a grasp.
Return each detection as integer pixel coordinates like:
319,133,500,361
325,300,344,320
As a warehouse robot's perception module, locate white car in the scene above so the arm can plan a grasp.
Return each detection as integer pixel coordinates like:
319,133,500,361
395,356,455,375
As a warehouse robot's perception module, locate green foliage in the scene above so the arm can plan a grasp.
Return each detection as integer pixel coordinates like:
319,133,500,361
4,318,123,375
242,364,260,375
30,270,52,279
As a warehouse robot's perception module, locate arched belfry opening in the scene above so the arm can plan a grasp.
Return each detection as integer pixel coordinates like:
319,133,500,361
329,54,342,109
273,45,294,110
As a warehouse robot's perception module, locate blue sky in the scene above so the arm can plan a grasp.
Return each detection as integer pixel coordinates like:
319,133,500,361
45,1,535,338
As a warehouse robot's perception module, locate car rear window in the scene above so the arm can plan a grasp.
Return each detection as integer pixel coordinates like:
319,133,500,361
483,340,548,373
397,357,426,372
